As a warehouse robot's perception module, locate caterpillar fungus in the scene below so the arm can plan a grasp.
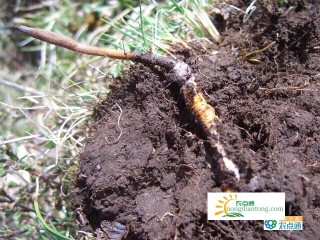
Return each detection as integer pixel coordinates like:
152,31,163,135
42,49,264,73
15,25,240,181
182,78,218,134
15,26,219,135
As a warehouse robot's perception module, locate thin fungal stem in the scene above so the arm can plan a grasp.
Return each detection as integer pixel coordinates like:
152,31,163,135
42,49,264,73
15,25,177,70
15,25,136,59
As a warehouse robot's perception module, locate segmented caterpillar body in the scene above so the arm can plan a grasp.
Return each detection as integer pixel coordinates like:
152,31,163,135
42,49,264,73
182,81,217,134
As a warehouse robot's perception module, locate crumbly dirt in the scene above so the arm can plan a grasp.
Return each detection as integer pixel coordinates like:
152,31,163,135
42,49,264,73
70,0,320,239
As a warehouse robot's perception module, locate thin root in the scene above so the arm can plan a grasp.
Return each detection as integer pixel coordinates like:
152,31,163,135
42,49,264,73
160,212,175,221
242,41,276,62
105,103,123,144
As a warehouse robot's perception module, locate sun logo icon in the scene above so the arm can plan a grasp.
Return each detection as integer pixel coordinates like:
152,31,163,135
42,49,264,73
215,193,244,217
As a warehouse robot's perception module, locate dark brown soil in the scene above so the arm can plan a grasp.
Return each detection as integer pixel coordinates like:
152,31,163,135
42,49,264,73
70,1,320,239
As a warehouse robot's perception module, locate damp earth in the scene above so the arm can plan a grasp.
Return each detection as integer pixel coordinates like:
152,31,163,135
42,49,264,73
70,1,320,239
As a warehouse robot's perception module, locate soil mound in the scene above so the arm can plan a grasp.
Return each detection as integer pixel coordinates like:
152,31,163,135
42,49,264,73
70,1,320,239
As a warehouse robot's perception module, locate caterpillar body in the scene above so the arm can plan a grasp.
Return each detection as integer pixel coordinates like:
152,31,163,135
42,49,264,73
182,81,217,134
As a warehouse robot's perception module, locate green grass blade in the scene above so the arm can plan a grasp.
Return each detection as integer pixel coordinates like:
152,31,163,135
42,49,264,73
34,200,73,240
139,0,147,47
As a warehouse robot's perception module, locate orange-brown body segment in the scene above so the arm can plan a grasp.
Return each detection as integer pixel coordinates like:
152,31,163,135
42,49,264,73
182,82,217,133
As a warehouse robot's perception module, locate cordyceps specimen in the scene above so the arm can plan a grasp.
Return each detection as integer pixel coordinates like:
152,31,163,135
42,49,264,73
15,25,240,181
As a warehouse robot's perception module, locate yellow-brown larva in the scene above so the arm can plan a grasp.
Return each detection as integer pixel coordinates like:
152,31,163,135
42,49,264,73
182,82,217,133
